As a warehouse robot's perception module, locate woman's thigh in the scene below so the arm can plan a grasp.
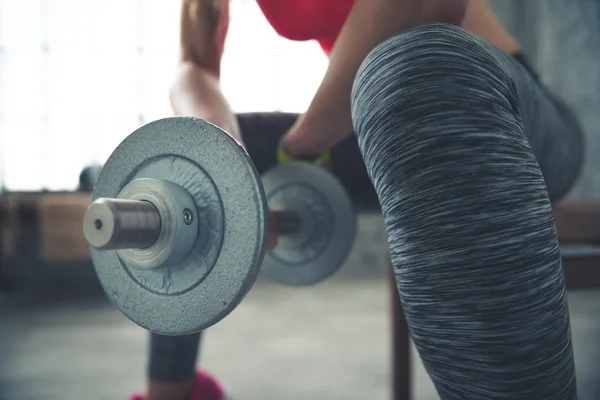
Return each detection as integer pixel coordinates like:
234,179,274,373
351,23,578,399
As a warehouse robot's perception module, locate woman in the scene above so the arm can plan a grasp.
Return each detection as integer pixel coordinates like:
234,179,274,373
131,0,584,399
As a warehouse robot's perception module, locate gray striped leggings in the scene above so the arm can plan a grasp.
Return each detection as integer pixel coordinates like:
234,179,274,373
352,23,583,399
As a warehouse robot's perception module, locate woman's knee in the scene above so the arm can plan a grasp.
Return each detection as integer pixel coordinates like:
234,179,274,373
351,23,519,138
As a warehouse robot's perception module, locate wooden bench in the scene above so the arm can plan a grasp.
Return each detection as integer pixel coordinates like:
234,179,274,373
390,198,600,400
0,192,93,289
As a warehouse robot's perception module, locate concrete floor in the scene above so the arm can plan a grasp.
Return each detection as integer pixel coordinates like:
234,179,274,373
0,215,599,400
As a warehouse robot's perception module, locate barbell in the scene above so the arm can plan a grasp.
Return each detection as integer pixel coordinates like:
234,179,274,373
82,117,356,335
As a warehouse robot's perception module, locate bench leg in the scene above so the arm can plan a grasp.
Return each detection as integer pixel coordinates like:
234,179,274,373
389,258,411,400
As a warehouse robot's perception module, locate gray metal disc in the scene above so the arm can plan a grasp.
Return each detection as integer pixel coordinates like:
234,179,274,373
90,117,267,335
261,162,356,285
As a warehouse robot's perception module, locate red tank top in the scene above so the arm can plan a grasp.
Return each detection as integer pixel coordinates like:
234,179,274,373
256,0,355,54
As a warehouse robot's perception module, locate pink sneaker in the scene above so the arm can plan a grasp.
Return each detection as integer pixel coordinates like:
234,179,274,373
129,370,228,400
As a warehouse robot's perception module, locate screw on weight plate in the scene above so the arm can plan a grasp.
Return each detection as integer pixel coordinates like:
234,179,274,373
183,208,194,225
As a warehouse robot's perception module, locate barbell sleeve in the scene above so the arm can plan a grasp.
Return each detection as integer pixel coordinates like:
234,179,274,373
83,198,162,251
84,197,302,252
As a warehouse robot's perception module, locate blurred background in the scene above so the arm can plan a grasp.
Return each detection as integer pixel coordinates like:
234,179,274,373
0,0,328,191
0,0,599,399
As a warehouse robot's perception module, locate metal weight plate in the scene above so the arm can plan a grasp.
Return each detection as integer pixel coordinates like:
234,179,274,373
261,162,357,285
90,117,268,335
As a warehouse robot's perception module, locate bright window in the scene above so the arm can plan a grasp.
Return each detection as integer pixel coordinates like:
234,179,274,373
0,0,328,190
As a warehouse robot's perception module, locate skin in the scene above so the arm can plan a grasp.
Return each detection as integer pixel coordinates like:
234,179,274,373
149,1,523,399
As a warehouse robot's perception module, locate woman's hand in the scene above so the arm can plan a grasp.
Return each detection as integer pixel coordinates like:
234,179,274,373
170,62,241,140
279,125,334,171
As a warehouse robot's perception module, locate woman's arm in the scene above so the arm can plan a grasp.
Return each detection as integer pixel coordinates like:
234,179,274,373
284,0,469,156
169,0,242,143
462,0,521,55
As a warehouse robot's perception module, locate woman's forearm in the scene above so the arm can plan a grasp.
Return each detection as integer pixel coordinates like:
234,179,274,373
171,0,238,143
285,0,468,156
462,0,521,54
169,61,242,145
